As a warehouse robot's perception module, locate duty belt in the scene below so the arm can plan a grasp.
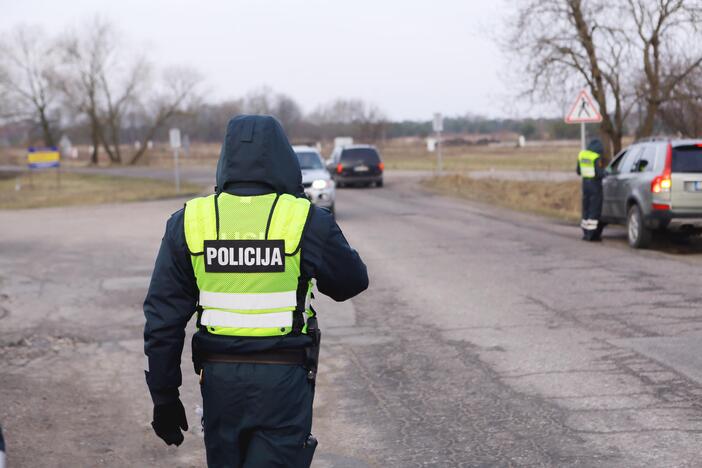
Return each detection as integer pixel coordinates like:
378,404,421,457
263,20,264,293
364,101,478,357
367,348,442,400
202,348,306,366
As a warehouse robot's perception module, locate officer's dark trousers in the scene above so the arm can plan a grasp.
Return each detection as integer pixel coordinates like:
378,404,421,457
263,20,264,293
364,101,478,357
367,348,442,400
201,362,314,468
581,179,603,240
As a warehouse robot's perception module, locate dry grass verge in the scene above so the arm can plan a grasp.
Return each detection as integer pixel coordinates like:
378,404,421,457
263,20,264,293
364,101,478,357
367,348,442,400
0,171,202,209
378,141,579,172
423,174,581,221
122,141,578,172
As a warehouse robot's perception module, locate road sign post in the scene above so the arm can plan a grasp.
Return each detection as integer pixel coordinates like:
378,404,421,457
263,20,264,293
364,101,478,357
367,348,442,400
433,113,444,174
426,137,437,152
169,128,182,194
565,89,603,150
26,147,61,189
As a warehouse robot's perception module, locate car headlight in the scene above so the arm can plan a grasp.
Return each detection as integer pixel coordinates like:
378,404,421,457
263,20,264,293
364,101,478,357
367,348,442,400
311,179,328,190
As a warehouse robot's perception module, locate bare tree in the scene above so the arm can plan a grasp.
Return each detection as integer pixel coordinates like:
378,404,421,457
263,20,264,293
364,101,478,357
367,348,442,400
507,0,633,156
242,86,276,115
58,18,200,165
184,99,243,141
310,98,367,124
274,94,303,133
241,86,303,133
357,103,387,141
58,18,117,164
99,57,151,163
128,66,201,164
310,98,387,142
625,0,702,137
508,0,702,152
659,70,702,136
0,26,60,147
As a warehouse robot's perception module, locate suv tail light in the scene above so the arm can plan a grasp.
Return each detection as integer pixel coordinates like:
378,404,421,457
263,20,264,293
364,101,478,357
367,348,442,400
378,162,385,171
336,163,343,174
651,143,672,193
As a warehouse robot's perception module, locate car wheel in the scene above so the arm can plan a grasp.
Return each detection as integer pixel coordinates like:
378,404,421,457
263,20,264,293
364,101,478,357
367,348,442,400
627,204,652,249
376,179,383,188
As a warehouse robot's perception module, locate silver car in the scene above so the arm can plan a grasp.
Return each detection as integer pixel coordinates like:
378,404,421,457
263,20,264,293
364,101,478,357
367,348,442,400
602,138,702,248
293,146,336,215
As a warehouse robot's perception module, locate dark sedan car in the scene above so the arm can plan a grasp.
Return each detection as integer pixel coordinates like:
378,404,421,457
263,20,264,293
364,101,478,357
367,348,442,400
327,145,384,187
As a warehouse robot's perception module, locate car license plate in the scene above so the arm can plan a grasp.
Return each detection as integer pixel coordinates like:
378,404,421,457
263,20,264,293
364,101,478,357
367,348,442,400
354,165,369,172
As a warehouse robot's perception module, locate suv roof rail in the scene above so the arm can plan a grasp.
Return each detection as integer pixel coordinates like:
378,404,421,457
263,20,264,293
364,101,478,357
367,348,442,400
633,136,673,144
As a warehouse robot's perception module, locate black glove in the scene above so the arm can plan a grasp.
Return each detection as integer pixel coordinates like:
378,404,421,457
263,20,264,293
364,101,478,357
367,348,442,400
151,399,188,446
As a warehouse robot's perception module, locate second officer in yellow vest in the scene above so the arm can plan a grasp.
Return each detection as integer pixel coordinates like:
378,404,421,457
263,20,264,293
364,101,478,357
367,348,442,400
144,115,369,467
577,138,606,241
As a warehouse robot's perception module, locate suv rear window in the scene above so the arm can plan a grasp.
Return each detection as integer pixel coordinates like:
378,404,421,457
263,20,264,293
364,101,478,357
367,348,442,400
672,146,702,173
296,151,324,170
340,148,380,165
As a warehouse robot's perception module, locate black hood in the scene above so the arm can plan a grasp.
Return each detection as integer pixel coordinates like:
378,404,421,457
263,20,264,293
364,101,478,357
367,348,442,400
215,115,303,195
587,138,604,156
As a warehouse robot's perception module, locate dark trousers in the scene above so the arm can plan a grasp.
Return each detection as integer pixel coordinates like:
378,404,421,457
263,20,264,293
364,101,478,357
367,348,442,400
201,362,314,468
581,179,603,240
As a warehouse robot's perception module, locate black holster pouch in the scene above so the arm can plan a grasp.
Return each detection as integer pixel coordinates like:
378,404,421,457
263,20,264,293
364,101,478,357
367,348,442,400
295,434,318,468
304,315,321,382
192,306,204,374
192,335,203,375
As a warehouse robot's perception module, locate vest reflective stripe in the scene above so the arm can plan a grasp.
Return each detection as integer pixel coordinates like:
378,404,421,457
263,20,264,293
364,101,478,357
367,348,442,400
199,290,297,311
580,219,599,230
578,150,600,179
200,309,293,328
184,192,312,337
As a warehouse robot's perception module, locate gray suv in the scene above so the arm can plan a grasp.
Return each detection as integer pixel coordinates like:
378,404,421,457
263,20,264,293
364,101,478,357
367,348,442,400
602,138,702,248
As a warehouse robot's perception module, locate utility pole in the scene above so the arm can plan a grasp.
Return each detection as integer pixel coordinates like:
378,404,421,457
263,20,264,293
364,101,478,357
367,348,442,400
169,128,182,194
433,113,444,174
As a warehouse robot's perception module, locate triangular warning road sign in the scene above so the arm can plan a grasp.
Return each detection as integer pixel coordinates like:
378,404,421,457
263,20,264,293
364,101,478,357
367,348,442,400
565,89,602,124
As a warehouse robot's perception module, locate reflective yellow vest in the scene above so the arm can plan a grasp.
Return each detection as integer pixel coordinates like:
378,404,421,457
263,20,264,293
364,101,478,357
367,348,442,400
578,150,600,179
184,192,313,337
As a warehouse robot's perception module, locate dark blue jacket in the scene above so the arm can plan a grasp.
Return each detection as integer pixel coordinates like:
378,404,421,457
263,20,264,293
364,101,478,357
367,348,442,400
144,116,368,404
576,138,606,181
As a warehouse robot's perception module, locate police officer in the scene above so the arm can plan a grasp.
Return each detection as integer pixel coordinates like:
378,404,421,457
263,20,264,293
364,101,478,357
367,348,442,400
577,138,606,241
144,115,368,467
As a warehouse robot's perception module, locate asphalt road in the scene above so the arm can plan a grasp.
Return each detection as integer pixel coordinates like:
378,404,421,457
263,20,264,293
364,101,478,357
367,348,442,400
1,171,702,467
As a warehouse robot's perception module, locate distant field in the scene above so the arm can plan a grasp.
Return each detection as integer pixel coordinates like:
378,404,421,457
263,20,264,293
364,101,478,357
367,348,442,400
377,140,579,172
0,171,201,209
423,174,581,221
138,140,580,173
1,139,580,173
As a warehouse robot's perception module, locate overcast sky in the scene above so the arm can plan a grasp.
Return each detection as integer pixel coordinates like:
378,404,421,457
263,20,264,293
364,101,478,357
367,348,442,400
2,0,532,121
